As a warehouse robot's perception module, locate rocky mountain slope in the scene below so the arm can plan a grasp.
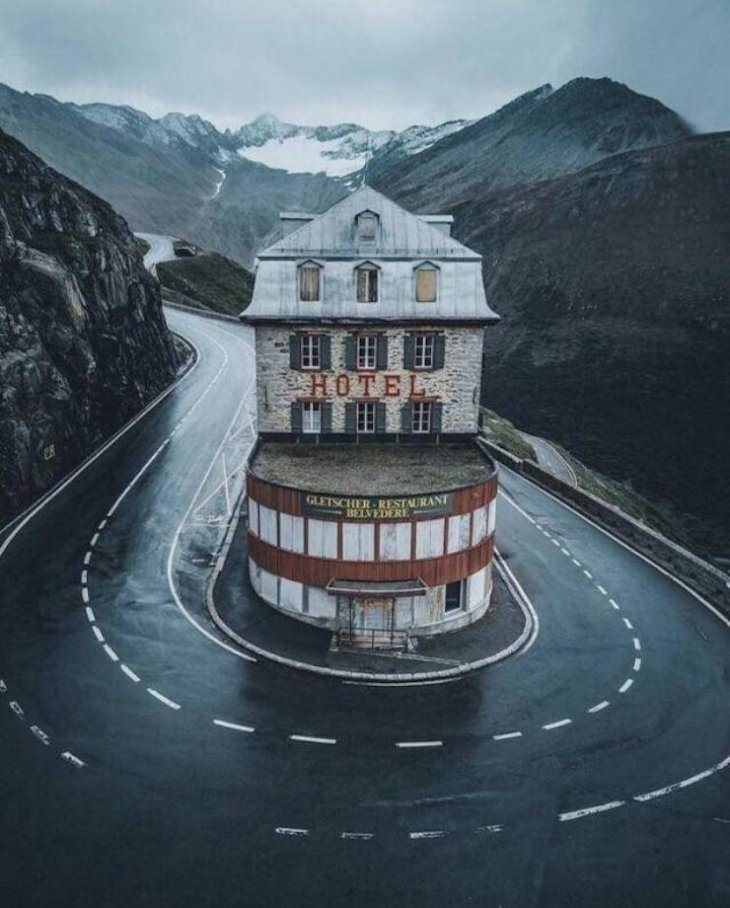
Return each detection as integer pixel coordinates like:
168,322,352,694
371,78,691,207
0,83,471,264
378,126,730,563
0,128,179,525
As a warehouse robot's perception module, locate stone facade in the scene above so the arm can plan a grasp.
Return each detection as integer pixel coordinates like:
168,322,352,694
256,324,484,434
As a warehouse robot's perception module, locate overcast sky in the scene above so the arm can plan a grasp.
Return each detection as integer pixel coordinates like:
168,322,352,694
0,0,727,132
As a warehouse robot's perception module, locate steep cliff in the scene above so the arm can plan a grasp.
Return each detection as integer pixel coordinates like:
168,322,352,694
0,128,179,524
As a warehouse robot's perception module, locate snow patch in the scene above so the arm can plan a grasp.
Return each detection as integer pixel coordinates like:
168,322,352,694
239,135,369,177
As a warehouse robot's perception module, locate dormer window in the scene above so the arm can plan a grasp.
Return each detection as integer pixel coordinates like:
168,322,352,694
355,261,379,303
298,261,322,302
414,262,439,302
356,210,379,243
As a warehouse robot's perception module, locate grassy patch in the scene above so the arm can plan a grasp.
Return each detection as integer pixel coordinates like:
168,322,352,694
479,408,537,461
157,252,254,317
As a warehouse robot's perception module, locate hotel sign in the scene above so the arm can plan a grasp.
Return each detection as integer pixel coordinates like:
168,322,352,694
303,492,453,521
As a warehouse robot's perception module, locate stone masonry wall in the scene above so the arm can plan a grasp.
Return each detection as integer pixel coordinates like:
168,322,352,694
255,324,484,434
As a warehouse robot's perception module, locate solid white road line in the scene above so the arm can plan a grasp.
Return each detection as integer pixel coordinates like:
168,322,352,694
214,719,255,733
543,719,572,730
92,626,104,643
588,700,610,714
396,740,443,749
559,800,625,821
290,734,337,745
634,756,730,802
619,678,634,693
120,664,141,683
493,731,523,741
103,644,119,662
147,688,181,710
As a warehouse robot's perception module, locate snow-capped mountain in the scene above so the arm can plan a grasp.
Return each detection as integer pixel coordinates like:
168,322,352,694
232,113,472,177
69,102,473,178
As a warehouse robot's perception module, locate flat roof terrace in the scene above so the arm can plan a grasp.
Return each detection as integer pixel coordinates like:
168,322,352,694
249,441,494,496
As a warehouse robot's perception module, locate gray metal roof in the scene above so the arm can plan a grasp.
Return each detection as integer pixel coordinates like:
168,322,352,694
258,186,479,260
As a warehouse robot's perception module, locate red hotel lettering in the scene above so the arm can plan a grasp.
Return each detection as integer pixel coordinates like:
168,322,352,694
358,373,376,397
409,374,426,398
383,374,401,397
309,373,328,397
336,374,351,397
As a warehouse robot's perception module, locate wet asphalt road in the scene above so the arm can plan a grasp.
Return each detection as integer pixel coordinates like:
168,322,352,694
0,308,729,907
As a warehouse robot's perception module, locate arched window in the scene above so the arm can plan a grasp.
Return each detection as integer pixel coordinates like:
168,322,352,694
414,262,439,302
355,261,379,303
298,261,322,302
355,210,379,243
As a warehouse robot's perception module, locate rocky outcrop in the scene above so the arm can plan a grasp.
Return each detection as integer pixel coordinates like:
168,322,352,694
0,128,178,524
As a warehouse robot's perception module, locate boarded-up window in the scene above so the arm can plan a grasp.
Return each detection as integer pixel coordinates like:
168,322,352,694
299,264,321,301
357,212,378,242
415,265,438,302
356,265,378,302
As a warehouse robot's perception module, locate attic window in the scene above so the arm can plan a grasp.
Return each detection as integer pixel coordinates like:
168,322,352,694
355,262,379,303
356,211,378,243
415,263,439,302
298,262,321,302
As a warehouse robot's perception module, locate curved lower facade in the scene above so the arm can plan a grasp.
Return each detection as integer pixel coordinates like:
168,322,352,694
246,440,497,643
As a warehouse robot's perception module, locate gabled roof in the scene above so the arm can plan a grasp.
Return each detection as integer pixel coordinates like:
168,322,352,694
258,185,480,260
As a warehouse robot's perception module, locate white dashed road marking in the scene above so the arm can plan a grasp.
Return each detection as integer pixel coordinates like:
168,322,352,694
543,719,572,730
92,626,104,643
588,700,610,714
633,658,642,672
493,731,523,741
290,734,337,745
214,719,255,733
559,800,625,822
61,751,86,769
276,827,309,837
103,644,119,662
396,740,443,749
410,830,447,840
147,688,181,710
341,832,374,841
619,678,634,694
633,638,642,651
120,664,141,683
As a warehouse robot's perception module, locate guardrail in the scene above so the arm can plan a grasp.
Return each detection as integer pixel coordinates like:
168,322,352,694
478,437,730,616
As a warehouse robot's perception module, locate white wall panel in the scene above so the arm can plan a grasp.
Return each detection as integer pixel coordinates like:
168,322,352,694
307,586,336,619
248,499,259,536
379,522,412,561
487,500,496,536
260,567,278,604
471,505,487,546
342,522,375,561
279,513,304,553
259,505,278,546
307,518,338,558
467,567,487,608
280,577,303,612
416,517,445,559
447,513,471,554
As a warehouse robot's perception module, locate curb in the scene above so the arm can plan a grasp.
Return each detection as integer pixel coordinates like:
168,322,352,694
205,491,537,684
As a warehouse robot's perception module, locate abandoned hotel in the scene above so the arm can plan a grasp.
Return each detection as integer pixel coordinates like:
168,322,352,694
241,186,500,648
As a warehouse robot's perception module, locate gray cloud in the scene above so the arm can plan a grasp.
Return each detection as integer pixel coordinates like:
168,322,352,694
0,0,727,131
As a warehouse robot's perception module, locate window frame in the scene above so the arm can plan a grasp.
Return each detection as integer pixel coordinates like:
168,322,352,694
357,334,378,371
414,333,435,370
412,401,433,434
445,580,463,613
356,210,379,243
302,401,322,434
300,333,321,370
414,262,439,303
355,263,379,303
356,401,376,434
298,261,322,302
